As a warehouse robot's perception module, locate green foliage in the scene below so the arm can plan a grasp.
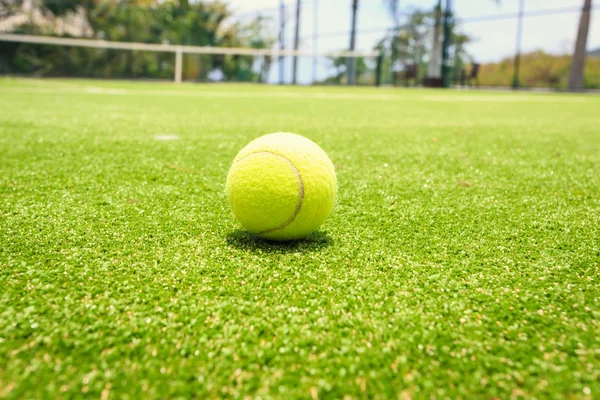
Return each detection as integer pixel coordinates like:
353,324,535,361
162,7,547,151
372,7,471,86
40,0,82,17
451,32,471,75
0,0,275,81
322,56,370,84
479,50,600,89
1,78,599,398
375,8,432,78
0,0,24,17
393,10,431,66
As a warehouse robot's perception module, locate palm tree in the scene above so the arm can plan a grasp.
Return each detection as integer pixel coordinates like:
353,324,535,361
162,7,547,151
568,0,592,91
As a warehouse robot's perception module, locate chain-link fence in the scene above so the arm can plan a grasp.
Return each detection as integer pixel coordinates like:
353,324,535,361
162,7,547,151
0,0,598,89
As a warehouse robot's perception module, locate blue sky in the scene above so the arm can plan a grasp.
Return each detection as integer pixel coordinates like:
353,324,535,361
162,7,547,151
227,0,599,83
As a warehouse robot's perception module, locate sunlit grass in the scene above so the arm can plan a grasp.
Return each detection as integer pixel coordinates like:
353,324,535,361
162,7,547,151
1,78,599,399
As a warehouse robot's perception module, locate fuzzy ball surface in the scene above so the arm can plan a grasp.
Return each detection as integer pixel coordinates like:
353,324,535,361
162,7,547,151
226,132,337,241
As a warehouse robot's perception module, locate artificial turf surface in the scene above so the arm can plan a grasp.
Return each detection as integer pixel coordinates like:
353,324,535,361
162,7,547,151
0,78,599,399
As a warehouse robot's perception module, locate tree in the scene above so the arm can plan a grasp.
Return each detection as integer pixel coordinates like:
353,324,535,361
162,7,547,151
382,2,442,84
237,15,277,83
373,6,476,86
373,9,432,85
568,0,592,91
480,50,600,89
451,32,471,83
325,55,368,84
1,0,274,82
40,0,83,17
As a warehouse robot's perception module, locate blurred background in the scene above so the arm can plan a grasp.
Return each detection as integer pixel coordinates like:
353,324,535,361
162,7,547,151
0,0,598,90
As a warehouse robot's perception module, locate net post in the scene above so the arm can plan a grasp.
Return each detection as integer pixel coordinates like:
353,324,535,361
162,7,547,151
175,47,183,83
512,0,525,89
441,0,454,88
375,51,384,87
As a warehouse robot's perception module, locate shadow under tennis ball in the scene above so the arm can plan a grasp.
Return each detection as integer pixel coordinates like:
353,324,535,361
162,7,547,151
226,230,333,254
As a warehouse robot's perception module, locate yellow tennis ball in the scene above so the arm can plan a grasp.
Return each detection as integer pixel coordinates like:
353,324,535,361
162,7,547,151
226,132,337,241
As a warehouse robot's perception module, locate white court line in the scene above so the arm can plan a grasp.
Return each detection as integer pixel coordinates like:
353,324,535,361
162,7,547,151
423,94,589,103
0,85,400,100
0,84,591,103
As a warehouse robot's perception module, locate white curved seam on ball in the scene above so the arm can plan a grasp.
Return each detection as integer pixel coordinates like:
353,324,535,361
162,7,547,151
234,151,305,234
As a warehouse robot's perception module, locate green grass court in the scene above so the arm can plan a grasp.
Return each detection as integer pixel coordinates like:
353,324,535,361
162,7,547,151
1,78,599,399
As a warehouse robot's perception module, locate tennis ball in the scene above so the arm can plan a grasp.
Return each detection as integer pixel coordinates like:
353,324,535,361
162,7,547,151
226,132,337,241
